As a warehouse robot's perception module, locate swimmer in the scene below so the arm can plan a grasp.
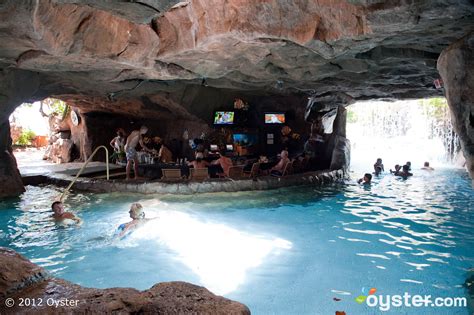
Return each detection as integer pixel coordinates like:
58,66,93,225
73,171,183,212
421,161,435,171
396,164,413,178
358,173,372,185
51,201,82,225
116,203,155,239
390,164,401,175
373,158,384,173
373,166,383,176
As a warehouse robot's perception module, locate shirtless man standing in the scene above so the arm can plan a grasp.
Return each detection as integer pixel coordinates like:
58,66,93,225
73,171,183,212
125,125,149,180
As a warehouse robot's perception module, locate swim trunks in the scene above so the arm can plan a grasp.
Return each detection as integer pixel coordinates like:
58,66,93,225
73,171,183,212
126,147,137,161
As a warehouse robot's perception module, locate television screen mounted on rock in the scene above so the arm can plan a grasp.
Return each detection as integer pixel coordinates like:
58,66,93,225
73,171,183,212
214,111,235,125
265,113,285,124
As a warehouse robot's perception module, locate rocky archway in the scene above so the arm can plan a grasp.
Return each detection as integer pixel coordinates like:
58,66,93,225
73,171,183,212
1,0,473,197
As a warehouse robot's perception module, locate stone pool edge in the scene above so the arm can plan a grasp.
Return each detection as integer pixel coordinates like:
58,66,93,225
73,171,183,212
26,169,347,194
0,247,250,314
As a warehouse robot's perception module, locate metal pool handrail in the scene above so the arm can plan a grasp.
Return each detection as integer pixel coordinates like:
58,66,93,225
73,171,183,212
60,145,109,202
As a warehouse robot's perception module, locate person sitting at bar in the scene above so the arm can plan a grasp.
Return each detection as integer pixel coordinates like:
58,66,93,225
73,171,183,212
211,151,233,176
188,152,209,169
270,150,290,176
151,137,173,163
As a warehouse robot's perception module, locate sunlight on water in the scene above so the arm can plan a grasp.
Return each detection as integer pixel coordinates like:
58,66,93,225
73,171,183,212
120,202,292,295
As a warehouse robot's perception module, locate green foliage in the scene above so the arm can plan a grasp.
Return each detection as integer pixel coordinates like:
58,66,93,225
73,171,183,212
347,108,358,123
15,129,36,146
43,98,68,116
419,97,448,120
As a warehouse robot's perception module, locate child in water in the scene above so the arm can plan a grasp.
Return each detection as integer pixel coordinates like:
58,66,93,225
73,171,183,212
390,164,401,175
374,158,384,173
358,173,372,185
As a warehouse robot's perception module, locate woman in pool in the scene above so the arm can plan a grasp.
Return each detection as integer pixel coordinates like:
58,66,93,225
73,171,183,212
116,203,153,239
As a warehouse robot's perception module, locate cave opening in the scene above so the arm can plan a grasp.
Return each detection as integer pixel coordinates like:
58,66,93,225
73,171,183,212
347,97,463,173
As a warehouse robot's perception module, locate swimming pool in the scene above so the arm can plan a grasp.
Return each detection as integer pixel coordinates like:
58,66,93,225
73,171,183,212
0,168,473,314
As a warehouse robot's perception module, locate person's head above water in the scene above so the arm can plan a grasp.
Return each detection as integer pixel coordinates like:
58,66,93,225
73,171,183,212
364,173,372,183
395,164,401,171
129,203,145,220
51,201,64,214
424,161,430,167
139,126,148,135
376,158,382,164
402,164,410,172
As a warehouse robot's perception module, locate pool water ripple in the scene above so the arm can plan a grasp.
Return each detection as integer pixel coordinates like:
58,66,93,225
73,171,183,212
0,168,473,314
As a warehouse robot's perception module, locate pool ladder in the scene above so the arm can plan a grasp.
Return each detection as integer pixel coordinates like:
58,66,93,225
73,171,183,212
60,145,109,202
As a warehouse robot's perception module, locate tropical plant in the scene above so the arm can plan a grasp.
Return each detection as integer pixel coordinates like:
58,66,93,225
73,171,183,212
15,129,36,146
39,98,69,121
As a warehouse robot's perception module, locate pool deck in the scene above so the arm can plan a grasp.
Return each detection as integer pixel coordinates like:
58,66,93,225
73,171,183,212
16,148,347,194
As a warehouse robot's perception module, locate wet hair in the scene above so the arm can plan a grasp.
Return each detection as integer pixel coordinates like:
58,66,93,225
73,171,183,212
395,164,401,170
424,161,430,167
402,164,409,171
51,201,62,210
364,173,372,182
376,158,382,163
130,203,145,219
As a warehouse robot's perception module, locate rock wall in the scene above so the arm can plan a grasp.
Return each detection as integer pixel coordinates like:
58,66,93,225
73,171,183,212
0,70,40,198
0,1,473,195
438,33,474,183
0,247,250,314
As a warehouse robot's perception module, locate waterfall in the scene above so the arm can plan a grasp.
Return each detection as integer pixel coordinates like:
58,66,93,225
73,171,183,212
347,98,461,172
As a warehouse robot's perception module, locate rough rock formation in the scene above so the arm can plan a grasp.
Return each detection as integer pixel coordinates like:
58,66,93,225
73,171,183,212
0,247,250,314
437,33,474,183
0,0,473,196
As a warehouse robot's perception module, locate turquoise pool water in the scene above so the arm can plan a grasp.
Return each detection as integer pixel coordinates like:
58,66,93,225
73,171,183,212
0,168,473,314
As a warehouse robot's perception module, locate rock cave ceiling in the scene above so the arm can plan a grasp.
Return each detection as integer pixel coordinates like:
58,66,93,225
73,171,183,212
0,0,473,121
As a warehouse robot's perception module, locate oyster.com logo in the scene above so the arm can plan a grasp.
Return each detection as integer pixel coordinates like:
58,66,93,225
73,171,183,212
354,287,377,304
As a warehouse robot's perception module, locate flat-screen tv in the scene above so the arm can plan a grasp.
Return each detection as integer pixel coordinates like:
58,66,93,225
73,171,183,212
214,111,235,125
265,113,285,124
233,134,258,146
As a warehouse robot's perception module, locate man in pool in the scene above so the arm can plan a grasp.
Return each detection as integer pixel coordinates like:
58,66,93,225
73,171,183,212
124,125,149,180
51,201,82,225
116,203,155,239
